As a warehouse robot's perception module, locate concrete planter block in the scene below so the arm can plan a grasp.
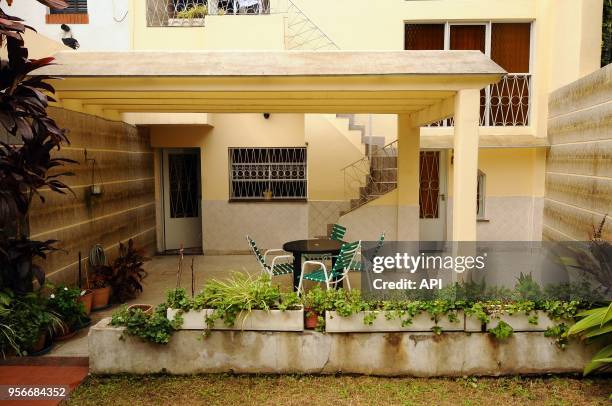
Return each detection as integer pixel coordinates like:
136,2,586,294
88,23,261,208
464,314,484,332
486,311,562,332
90,318,601,376
167,308,304,332
325,311,464,333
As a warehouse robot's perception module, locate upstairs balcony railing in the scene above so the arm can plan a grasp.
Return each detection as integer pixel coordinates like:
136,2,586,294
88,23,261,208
147,0,281,27
430,73,532,127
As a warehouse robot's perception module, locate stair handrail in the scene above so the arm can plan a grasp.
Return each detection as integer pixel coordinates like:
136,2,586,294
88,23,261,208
341,139,398,207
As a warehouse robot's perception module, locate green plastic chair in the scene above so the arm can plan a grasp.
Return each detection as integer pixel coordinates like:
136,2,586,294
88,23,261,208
246,236,294,278
350,232,385,272
298,240,361,294
330,223,347,241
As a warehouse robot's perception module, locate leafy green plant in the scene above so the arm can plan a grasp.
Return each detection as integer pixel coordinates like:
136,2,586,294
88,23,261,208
47,284,87,333
0,0,74,295
512,273,542,302
566,302,612,375
201,273,299,330
177,5,207,18
6,292,62,354
0,290,18,357
110,239,149,303
110,304,182,345
487,320,514,340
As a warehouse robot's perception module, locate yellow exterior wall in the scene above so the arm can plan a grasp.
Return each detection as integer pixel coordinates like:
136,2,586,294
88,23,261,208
447,148,546,198
150,114,305,201
305,115,363,201
149,114,365,202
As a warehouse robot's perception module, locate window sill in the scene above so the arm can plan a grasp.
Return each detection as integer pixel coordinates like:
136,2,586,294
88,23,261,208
46,13,89,24
228,199,307,204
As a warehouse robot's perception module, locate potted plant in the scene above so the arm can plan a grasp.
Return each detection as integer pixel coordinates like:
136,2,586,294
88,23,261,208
86,244,113,310
302,286,328,330
110,239,149,304
47,285,87,340
8,293,62,356
89,264,113,310
78,289,94,315
165,274,303,331
168,4,208,26
127,304,153,315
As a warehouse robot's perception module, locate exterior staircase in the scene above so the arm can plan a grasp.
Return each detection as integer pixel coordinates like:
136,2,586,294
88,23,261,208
335,114,386,155
341,140,398,215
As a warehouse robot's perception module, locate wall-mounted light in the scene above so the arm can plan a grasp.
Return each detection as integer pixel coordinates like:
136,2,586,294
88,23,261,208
61,24,80,50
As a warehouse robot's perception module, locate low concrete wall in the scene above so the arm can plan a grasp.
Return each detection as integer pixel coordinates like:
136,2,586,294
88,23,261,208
89,318,598,376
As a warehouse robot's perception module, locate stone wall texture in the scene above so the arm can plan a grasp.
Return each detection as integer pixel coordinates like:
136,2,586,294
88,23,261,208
28,108,156,285
544,64,612,241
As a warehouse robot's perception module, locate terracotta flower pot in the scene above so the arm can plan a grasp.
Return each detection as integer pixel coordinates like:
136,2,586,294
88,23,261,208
78,289,94,315
304,308,320,329
127,304,153,315
54,322,76,341
29,332,48,353
92,286,111,310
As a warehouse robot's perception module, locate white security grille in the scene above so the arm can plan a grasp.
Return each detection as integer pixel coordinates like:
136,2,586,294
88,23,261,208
147,0,273,26
229,147,307,201
428,74,531,127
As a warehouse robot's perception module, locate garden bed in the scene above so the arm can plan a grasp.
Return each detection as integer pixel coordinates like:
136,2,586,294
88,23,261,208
486,311,569,332
325,310,465,333
166,308,304,331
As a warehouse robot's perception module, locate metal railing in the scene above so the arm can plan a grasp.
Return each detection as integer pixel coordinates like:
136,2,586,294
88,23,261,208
342,140,398,211
429,73,532,127
147,0,277,27
146,0,340,51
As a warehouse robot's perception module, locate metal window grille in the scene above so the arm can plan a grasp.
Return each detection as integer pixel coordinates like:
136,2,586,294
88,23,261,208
50,0,87,14
428,74,531,127
229,147,307,201
147,0,273,27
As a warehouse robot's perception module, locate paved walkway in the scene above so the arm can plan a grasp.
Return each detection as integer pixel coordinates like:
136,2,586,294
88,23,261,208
0,358,88,405
43,254,359,357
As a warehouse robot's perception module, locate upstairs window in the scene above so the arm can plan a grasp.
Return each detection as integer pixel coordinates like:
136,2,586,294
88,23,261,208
229,147,307,202
50,0,87,14
47,0,88,24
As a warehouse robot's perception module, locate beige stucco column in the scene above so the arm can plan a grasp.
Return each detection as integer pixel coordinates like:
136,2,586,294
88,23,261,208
452,89,480,241
396,114,420,240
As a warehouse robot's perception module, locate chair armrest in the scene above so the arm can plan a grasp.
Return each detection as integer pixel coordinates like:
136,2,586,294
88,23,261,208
302,260,328,281
271,254,293,268
264,249,290,263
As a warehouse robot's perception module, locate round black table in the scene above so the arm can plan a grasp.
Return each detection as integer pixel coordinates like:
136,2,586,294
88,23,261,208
282,239,344,291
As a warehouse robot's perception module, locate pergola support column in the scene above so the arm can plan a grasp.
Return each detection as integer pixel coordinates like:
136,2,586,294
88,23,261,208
451,89,480,241
396,114,420,240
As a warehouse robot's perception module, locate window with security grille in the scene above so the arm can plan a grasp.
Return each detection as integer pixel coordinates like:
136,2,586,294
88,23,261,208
229,147,307,201
50,0,87,14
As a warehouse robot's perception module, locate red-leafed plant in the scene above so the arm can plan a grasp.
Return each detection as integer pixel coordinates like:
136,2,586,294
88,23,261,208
0,0,75,294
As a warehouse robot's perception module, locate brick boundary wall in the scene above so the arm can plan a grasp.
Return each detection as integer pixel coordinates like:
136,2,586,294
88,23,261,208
544,64,612,241
28,107,156,285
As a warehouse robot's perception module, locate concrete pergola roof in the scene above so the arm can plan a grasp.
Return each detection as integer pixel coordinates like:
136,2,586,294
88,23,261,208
37,50,506,121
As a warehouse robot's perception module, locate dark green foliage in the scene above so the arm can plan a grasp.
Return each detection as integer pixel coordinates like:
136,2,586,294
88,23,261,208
0,0,73,295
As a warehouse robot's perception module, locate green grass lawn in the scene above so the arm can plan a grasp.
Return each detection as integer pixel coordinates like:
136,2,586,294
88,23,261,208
66,374,611,405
